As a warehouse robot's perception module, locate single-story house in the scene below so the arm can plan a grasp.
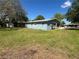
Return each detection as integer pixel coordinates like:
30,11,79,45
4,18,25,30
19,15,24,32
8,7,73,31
25,19,60,30
65,23,79,30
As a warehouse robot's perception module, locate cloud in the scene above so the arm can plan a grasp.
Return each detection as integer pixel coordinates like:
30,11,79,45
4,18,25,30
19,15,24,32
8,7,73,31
61,0,72,8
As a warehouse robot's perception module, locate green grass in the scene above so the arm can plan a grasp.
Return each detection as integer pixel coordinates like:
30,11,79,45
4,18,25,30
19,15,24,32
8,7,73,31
0,28,79,59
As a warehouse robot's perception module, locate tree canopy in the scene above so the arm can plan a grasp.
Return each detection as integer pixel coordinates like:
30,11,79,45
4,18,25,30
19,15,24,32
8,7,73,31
53,13,65,22
66,0,79,23
0,0,28,23
34,15,45,20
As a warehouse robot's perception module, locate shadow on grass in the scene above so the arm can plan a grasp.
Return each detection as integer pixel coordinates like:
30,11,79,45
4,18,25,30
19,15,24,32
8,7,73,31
65,29,79,31
0,28,21,31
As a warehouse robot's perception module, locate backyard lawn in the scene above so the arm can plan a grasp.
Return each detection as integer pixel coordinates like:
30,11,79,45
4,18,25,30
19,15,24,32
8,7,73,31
0,28,79,59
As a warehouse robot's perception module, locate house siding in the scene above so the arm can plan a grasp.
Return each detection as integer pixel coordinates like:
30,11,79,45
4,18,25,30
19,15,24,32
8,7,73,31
25,24,52,30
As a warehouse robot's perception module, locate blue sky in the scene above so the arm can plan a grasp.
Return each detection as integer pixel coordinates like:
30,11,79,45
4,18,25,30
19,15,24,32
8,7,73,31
20,0,72,20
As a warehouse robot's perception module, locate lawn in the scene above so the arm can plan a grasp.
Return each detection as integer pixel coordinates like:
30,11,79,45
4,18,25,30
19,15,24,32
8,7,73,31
0,28,79,59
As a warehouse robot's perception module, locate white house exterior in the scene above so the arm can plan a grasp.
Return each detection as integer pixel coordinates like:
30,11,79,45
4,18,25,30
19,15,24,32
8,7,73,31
26,24,52,30
25,20,60,30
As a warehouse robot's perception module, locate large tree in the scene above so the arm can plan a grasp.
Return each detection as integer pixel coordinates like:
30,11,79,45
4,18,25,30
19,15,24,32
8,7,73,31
66,0,79,23
0,0,28,23
34,15,45,20
53,13,65,22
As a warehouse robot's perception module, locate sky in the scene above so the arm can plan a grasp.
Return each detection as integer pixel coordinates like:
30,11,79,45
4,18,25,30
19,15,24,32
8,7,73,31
20,0,72,20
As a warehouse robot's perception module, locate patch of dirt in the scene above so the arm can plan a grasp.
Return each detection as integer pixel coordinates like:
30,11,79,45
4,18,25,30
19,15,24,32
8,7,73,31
0,44,69,59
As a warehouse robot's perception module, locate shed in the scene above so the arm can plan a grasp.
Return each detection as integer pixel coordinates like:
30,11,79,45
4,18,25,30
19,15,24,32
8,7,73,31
25,20,60,30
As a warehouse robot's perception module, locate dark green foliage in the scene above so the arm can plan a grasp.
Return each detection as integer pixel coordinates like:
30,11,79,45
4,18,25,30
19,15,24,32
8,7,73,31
0,0,29,27
34,15,45,20
0,0,28,23
66,0,79,23
61,21,65,25
54,13,65,22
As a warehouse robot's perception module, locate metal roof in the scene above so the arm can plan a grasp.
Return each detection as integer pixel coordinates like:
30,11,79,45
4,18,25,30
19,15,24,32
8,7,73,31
26,19,59,24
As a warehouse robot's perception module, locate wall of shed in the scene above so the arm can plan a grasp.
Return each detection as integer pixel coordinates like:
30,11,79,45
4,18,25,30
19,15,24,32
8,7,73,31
25,24,52,30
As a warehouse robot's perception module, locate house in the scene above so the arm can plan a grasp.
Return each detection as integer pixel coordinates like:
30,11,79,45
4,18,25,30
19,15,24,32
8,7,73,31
25,19,60,30
65,23,79,30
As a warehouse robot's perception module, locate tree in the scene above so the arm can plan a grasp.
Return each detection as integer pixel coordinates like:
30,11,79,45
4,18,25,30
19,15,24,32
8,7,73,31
34,15,45,20
61,21,65,25
66,0,79,23
54,13,65,22
0,0,27,23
